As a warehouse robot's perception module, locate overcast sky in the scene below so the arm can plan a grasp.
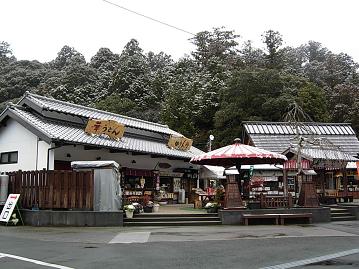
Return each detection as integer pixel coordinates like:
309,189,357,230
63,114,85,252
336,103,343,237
1,0,359,63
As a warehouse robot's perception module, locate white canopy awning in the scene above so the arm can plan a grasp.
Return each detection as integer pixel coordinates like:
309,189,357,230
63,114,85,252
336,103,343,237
225,164,282,175
71,161,120,169
200,165,225,179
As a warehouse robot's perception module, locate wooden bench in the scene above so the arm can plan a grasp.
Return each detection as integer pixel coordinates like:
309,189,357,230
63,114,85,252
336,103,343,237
242,214,280,225
242,213,313,225
278,213,312,225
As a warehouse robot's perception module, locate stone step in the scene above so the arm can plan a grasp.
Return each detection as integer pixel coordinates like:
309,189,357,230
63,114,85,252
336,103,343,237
125,216,220,222
331,212,354,217
329,206,356,221
136,213,218,218
331,214,354,219
124,212,221,226
330,208,348,212
124,220,222,226
331,216,357,221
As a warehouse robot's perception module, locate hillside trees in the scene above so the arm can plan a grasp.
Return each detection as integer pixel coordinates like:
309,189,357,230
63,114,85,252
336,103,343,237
0,60,46,111
98,39,174,122
326,83,359,131
262,30,284,69
0,28,358,150
0,41,16,69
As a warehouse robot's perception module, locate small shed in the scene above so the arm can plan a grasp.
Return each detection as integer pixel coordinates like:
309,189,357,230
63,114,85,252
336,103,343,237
71,161,121,211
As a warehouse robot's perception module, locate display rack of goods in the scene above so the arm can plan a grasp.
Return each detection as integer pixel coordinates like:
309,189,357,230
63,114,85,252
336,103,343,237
125,190,143,196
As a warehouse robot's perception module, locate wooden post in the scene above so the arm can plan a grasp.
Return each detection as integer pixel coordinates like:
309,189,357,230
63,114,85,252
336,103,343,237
70,171,76,208
63,171,69,208
48,171,54,208
343,168,348,197
321,169,325,195
283,169,288,197
78,171,84,209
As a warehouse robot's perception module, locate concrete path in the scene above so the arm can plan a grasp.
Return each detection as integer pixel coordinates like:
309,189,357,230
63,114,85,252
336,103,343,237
1,221,359,269
1,220,358,245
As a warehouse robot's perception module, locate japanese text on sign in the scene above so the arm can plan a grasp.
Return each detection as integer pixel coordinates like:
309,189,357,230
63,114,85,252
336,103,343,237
85,119,125,140
168,135,193,151
0,194,20,223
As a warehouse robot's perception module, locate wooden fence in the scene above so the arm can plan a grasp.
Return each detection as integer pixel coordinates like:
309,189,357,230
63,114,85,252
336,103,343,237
8,170,94,210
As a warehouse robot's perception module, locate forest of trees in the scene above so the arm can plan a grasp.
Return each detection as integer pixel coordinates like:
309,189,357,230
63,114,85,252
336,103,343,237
1,27,359,151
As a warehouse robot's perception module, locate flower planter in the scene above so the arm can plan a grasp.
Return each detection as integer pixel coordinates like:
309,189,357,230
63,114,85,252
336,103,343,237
125,210,134,218
153,204,160,213
206,207,218,213
144,206,153,213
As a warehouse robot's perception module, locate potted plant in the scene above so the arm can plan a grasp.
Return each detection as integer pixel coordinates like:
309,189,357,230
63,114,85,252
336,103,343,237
124,204,135,218
132,202,144,214
204,202,218,213
144,201,154,213
153,203,160,213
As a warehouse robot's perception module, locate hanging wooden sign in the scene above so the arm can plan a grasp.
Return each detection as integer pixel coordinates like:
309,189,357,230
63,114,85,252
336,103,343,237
85,119,125,141
168,135,193,151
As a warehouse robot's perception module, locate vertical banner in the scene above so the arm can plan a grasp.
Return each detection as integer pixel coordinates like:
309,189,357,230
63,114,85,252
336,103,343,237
173,178,181,192
0,194,20,223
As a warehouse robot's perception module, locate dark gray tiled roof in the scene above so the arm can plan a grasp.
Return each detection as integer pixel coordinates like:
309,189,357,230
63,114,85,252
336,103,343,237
19,92,181,136
244,121,356,135
244,122,359,157
9,106,203,159
284,146,357,161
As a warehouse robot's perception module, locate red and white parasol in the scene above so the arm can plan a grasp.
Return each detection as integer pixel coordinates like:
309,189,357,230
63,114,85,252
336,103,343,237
190,138,287,168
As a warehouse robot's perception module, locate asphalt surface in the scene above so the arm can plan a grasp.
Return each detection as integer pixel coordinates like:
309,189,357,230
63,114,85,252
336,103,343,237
0,221,359,269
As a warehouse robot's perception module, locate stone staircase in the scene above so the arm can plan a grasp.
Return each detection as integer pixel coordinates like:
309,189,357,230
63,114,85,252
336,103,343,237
329,205,357,222
124,213,222,226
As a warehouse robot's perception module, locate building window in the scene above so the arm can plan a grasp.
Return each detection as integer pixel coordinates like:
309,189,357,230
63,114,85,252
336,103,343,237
0,151,18,164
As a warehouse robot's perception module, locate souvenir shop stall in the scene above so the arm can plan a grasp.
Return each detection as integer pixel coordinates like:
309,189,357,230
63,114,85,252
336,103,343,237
225,164,284,198
121,167,199,206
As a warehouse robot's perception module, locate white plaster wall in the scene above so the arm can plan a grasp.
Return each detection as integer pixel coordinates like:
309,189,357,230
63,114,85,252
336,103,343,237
54,145,198,172
37,140,52,170
0,119,51,172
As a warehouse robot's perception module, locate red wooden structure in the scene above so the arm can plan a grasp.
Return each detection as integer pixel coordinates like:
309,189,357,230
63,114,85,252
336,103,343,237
8,170,94,210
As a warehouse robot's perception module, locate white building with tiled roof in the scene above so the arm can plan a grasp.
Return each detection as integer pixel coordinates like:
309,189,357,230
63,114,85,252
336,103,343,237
0,92,203,171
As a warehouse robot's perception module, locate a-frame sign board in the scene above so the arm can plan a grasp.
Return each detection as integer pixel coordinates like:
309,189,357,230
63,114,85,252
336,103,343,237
0,194,23,225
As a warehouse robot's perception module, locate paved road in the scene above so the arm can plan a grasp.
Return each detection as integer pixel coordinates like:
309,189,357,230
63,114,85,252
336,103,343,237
0,221,359,269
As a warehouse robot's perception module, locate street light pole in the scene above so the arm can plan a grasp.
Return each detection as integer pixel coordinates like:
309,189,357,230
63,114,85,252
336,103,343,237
208,135,214,152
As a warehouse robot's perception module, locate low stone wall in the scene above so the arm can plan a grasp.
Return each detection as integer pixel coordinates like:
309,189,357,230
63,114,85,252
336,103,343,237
20,210,123,227
219,207,331,225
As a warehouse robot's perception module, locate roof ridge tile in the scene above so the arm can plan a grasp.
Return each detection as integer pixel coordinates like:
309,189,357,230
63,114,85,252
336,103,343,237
26,92,170,129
